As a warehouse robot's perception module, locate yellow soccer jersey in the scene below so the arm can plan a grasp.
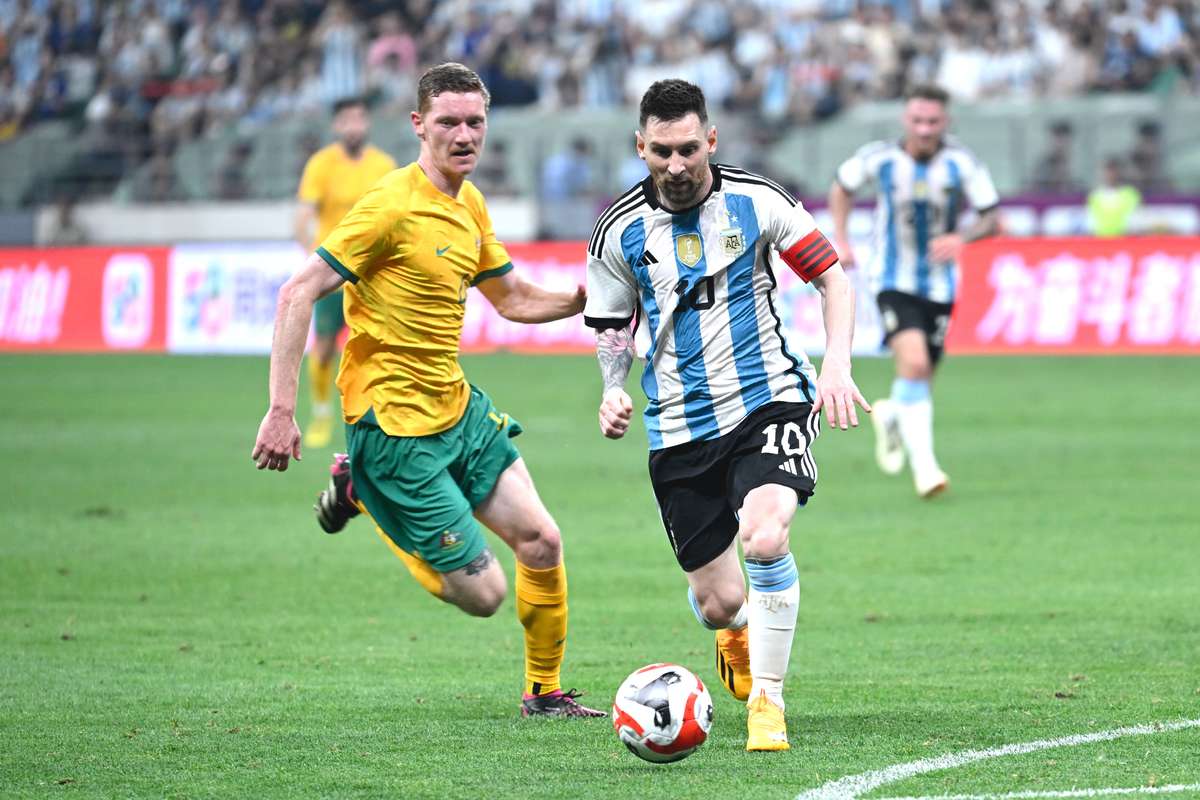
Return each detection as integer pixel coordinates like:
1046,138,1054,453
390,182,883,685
297,143,397,247
316,163,514,437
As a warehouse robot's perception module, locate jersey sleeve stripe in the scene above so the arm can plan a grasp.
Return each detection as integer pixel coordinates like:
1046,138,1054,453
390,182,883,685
588,195,648,259
471,261,514,286
720,166,798,205
721,173,797,207
317,246,358,284
587,184,646,256
722,167,795,196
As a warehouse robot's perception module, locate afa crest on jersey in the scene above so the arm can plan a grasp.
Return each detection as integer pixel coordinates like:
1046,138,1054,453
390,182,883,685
720,228,745,257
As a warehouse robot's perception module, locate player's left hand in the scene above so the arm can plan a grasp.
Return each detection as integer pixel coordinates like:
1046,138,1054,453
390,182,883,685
929,233,964,263
813,361,871,431
252,408,302,471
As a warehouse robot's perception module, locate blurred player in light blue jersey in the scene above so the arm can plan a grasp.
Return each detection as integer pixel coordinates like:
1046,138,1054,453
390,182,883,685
828,84,1000,499
586,79,869,752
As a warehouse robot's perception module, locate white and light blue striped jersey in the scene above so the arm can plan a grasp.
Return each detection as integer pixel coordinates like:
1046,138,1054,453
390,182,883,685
836,137,999,304
585,164,839,451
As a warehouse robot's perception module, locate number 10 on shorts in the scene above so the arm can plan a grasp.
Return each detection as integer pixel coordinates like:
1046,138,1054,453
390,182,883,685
761,422,807,456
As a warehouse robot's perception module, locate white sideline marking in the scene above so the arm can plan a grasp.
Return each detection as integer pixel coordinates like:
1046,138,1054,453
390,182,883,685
876,783,1200,800
795,718,1200,800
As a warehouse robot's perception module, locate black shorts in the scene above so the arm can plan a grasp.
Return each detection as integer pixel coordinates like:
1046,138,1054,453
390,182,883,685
877,290,955,365
647,401,820,572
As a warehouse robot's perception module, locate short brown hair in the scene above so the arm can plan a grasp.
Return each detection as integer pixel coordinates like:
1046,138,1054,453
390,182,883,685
639,79,708,129
905,84,950,105
417,62,490,113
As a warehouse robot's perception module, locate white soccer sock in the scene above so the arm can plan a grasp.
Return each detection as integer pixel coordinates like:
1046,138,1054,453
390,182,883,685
895,397,939,475
745,554,799,709
892,378,939,475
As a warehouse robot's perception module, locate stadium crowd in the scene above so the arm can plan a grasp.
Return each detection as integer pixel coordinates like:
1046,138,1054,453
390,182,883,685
1,0,1197,201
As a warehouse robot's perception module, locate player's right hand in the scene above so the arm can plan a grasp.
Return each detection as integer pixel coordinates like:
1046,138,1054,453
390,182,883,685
599,388,634,439
252,408,302,471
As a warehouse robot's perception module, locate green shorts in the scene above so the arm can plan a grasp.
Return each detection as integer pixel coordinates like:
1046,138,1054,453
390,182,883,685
345,386,523,573
314,290,346,338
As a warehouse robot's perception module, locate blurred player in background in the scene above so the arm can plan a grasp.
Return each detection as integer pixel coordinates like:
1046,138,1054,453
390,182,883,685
586,79,868,751
253,63,603,718
828,85,999,499
295,96,396,449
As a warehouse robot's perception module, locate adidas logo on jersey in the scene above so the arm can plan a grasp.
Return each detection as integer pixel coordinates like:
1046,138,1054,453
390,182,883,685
778,459,798,475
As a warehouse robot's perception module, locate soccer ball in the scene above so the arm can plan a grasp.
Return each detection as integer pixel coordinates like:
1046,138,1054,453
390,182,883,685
612,663,713,763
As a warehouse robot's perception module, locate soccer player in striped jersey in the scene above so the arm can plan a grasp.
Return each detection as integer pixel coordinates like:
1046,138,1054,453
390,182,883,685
586,79,869,751
828,84,1000,498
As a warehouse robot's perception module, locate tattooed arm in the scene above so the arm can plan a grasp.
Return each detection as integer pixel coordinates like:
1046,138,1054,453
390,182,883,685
929,206,1000,263
596,326,635,439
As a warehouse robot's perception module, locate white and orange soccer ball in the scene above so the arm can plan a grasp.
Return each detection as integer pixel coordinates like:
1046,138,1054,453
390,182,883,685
612,663,714,763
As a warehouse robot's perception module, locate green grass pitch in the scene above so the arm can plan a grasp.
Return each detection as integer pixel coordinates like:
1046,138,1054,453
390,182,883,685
1,353,1197,799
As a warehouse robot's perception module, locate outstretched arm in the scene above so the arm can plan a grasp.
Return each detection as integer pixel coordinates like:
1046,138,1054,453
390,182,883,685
293,201,316,250
827,181,857,268
595,325,635,439
251,252,345,471
809,263,870,431
475,269,585,323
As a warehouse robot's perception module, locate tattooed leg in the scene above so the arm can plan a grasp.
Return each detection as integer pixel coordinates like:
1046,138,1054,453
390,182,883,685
442,547,506,617
463,548,496,577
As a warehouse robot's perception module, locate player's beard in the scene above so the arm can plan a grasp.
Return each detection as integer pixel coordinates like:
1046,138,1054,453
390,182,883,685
657,172,703,210
341,136,365,157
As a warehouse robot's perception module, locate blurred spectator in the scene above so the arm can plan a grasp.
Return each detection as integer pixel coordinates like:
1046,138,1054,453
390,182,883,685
367,12,417,74
214,139,254,200
5,0,1200,208
1097,29,1156,91
367,51,417,111
472,139,519,198
212,1,252,64
1087,157,1141,237
1128,119,1172,193
45,196,89,245
618,153,649,189
0,63,32,140
132,149,188,203
314,2,363,104
1029,120,1082,195
541,138,598,202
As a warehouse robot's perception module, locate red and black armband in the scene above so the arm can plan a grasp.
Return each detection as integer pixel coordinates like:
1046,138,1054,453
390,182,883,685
780,230,838,283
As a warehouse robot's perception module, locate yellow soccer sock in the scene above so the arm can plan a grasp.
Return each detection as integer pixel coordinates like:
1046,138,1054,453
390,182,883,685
516,561,568,696
307,356,334,410
374,526,444,599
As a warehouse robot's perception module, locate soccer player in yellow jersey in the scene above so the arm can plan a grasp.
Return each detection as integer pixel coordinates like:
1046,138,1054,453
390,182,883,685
252,63,605,718
295,96,397,449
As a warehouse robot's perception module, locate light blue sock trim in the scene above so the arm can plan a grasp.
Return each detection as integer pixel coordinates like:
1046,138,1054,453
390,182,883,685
745,553,798,593
892,377,931,405
687,586,722,630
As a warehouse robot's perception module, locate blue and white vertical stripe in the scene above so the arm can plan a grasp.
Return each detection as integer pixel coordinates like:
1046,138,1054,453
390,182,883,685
838,139,999,304
617,188,813,450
